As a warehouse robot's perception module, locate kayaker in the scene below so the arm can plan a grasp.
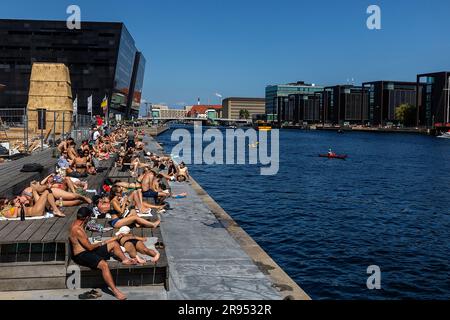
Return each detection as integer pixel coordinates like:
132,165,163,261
328,148,336,157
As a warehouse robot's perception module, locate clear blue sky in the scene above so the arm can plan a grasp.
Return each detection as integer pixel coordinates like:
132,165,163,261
1,0,450,108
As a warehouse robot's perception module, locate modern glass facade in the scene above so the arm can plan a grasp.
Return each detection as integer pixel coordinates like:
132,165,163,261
323,85,368,125
0,19,146,118
362,81,417,126
416,72,450,127
133,54,146,109
265,82,324,115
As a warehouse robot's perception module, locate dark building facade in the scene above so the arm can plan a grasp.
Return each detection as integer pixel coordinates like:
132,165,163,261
287,92,322,124
416,72,450,128
361,81,418,126
322,85,368,125
0,19,146,118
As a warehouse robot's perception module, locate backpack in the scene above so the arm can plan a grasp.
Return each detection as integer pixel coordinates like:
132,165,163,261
21,163,44,173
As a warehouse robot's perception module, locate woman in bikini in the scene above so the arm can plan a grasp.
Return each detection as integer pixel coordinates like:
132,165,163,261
115,227,160,264
1,184,65,218
22,181,92,211
108,186,160,230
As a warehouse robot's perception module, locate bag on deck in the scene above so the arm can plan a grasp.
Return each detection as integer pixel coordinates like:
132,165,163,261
21,163,44,173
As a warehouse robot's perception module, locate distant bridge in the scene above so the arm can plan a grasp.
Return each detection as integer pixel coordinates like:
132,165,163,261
141,117,252,124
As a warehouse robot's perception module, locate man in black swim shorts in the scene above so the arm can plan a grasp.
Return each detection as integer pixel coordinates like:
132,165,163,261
69,207,138,300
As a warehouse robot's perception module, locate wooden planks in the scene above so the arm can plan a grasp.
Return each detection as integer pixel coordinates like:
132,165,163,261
0,148,57,198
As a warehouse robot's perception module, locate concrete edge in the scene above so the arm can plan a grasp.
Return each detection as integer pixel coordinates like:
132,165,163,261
188,177,311,301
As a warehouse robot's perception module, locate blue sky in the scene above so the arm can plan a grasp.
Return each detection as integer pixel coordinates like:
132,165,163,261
1,0,450,108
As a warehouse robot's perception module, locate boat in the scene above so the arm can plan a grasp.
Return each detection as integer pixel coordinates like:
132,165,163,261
257,126,272,131
437,132,450,139
319,154,348,160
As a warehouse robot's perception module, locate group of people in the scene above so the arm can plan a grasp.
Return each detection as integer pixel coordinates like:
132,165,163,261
67,121,189,300
1,118,191,299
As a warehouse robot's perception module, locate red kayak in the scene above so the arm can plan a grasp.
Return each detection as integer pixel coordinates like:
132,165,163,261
319,154,348,160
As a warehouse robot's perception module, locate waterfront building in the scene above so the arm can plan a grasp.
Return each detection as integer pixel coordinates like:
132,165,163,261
151,105,187,119
187,105,222,119
266,81,323,126
361,81,418,126
416,71,450,128
287,92,322,124
184,105,193,113
0,19,146,118
222,97,265,120
322,85,368,125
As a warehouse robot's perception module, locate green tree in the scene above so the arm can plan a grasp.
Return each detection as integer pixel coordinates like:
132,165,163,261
395,104,416,127
239,109,250,119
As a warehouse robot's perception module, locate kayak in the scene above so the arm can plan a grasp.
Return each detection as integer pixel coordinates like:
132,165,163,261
319,154,348,160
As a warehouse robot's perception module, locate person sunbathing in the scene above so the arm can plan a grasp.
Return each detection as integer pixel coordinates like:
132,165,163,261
109,186,160,229
115,226,160,264
22,182,92,210
70,207,137,300
1,185,64,218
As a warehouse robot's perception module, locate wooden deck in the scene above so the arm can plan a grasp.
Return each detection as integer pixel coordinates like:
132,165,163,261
0,155,169,292
0,148,57,198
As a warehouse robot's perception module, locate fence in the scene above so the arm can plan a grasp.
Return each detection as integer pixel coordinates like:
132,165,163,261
0,108,93,155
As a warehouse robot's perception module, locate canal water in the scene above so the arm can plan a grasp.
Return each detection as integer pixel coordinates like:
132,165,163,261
157,125,450,300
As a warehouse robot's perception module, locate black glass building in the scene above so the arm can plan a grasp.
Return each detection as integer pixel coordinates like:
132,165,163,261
361,81,418,126
0,19,146,118
416,72,450,128
287,92,322,124
323,85,368,125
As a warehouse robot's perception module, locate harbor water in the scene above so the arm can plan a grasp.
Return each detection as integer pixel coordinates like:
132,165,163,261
157,125,450,300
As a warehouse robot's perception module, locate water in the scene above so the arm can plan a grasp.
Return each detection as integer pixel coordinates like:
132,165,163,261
157,125,450,300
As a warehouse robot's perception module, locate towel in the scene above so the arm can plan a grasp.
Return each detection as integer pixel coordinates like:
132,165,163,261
0,212,54,221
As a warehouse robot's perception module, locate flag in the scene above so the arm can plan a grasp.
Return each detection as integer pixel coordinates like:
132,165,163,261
101,95,108,109
87,95,93,113
73,95,78,114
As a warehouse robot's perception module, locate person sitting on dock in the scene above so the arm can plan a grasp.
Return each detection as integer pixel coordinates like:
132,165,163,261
70,207,137,300
103,176,166,214
176,162,190,182
115,226,161,264
68,149,95,178
67,140,78,161
108,186,161,229
57,137,74,156
141,169,169,205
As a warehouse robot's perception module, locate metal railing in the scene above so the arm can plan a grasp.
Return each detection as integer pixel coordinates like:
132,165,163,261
0,108,94,155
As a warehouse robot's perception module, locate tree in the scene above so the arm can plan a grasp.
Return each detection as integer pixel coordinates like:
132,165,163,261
395,104,416,127
239,109,250,119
